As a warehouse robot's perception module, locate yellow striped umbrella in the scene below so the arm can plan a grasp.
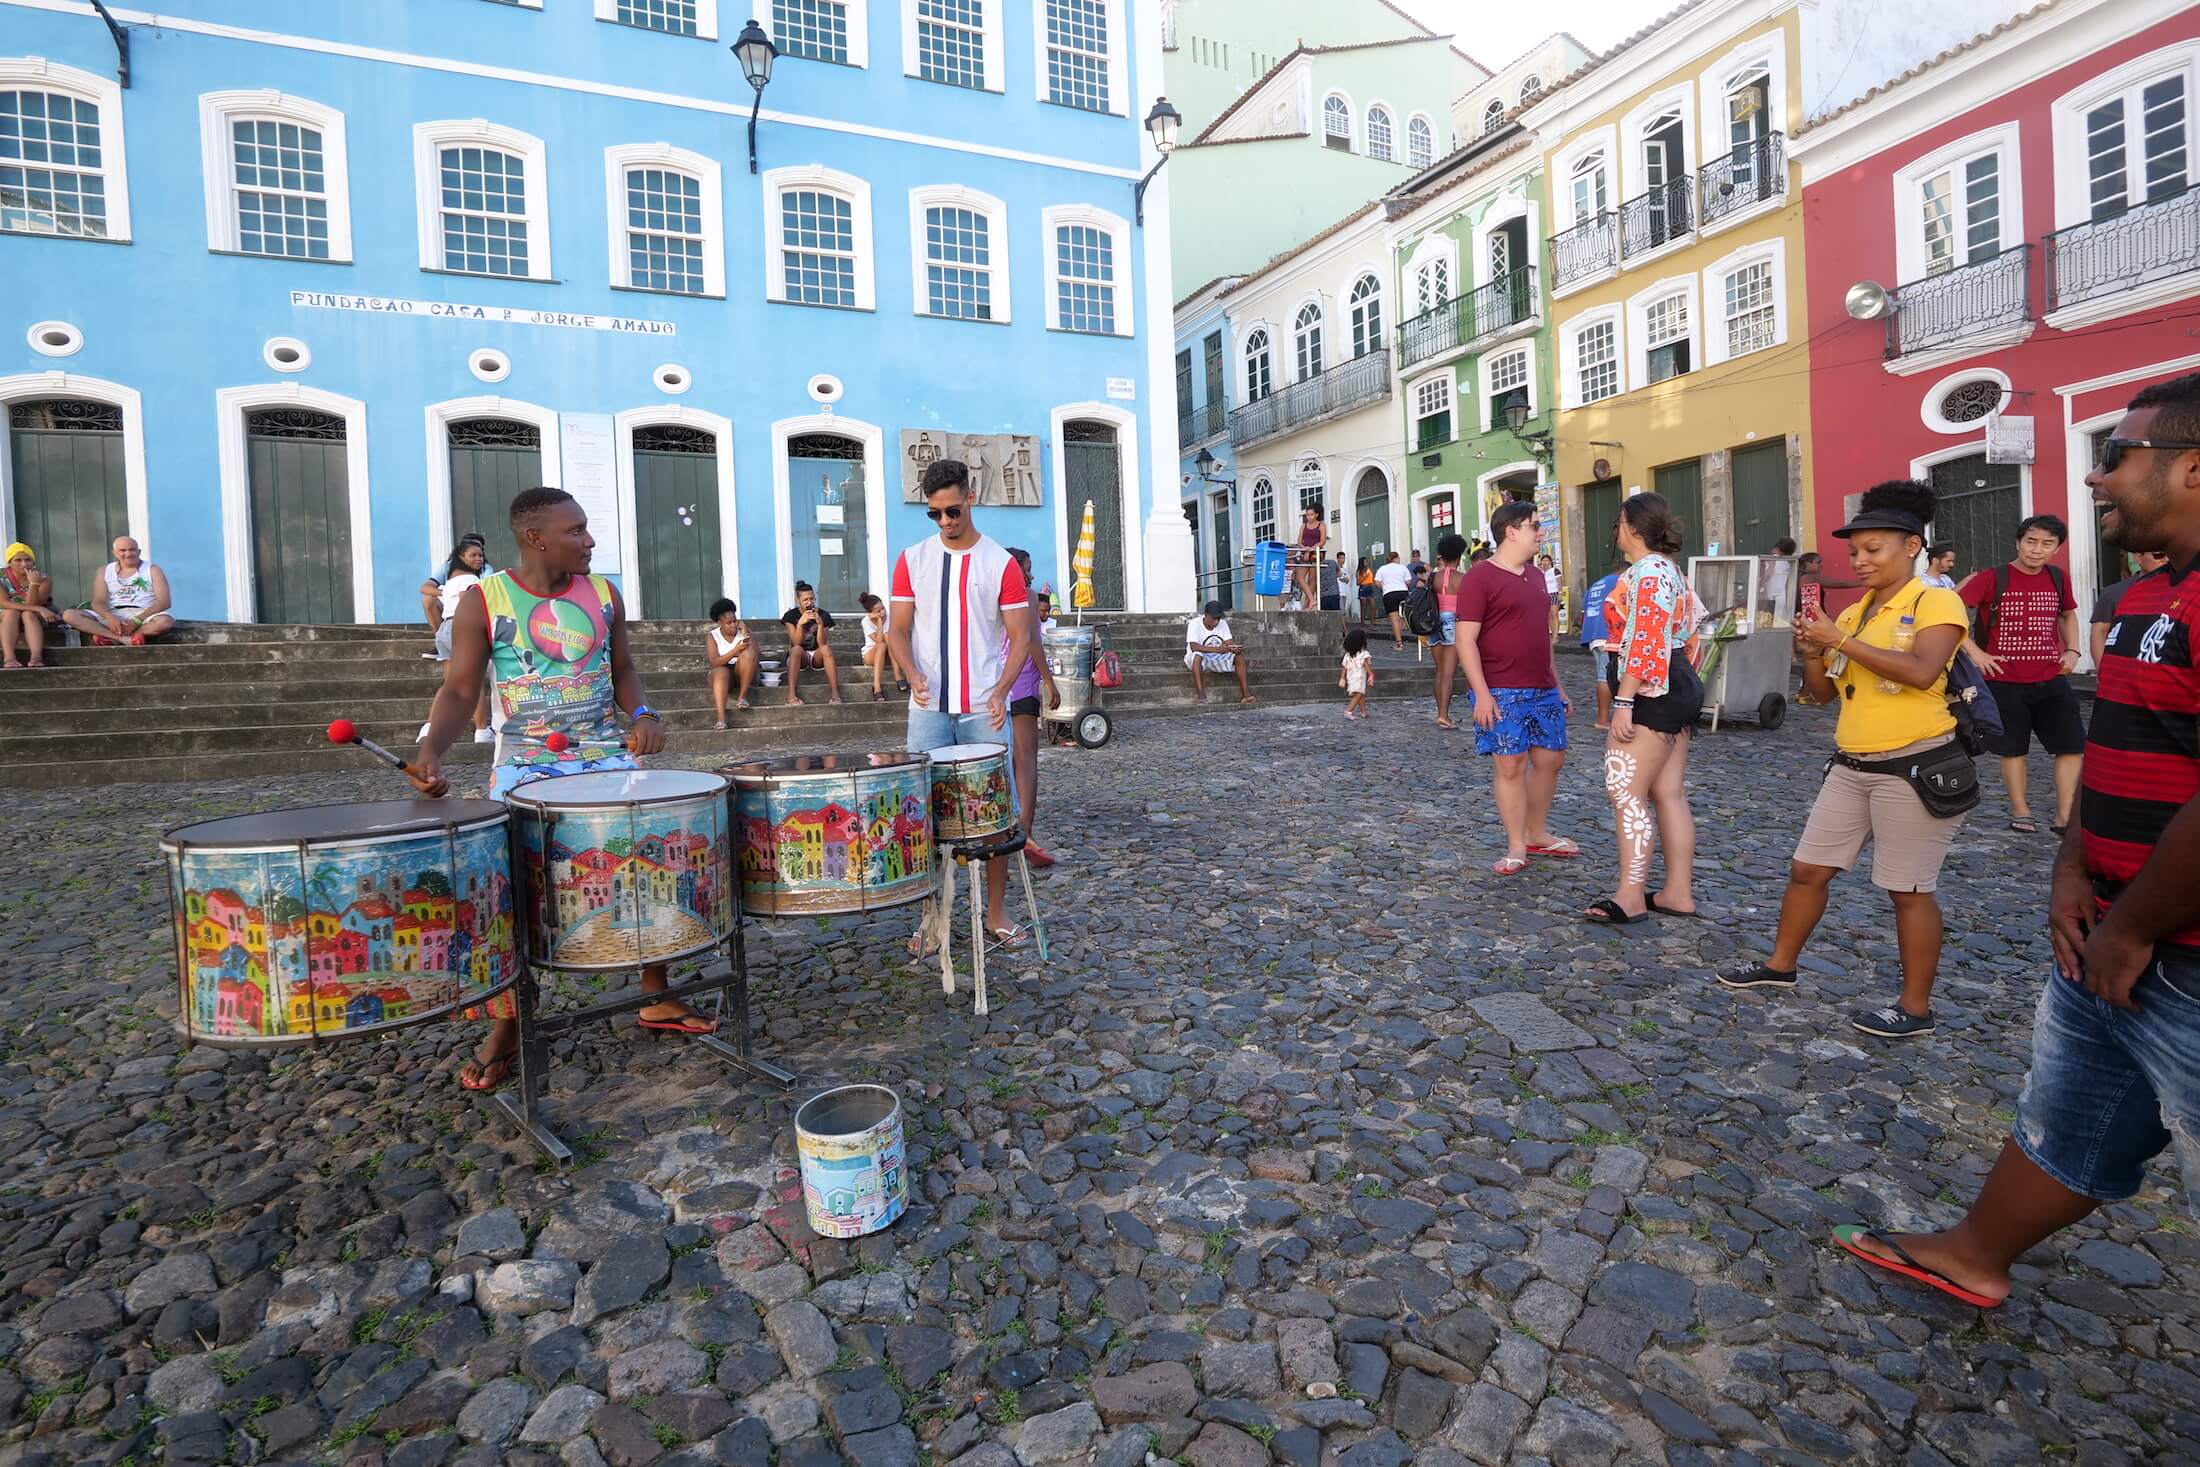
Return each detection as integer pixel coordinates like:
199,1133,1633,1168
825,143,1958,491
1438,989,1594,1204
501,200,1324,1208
1070,498,1097,614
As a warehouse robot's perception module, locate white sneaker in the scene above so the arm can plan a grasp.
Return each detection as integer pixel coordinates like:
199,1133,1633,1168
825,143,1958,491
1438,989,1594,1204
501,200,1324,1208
473,727,496,743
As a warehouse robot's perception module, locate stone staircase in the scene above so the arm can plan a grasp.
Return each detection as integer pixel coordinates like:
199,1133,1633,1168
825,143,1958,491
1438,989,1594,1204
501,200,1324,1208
0,611,1415,786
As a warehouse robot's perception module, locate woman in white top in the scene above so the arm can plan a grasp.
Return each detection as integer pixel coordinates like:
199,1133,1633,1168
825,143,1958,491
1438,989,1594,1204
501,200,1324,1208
856,591,906,700
705,596,760,727
417,537,495,742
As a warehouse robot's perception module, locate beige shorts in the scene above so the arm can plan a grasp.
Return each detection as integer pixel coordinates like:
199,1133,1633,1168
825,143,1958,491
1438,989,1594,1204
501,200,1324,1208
1793,735,1967,892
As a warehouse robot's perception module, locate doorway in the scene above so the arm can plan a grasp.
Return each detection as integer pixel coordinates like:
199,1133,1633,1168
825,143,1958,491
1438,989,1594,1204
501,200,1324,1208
1730,441,1790,556
1063,420,1126,611
1353,468,1389,575
631,423,723,620
7,398,128,608
1652,459,1705,564
1928,454,2021,577
1581,477,1621,575
1210,490,1234,610
786,433,869,614
447,418,540,574
245,407,354,623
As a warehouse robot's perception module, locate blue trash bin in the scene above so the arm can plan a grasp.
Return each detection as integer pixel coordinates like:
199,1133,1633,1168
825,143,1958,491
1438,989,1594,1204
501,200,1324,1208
1251,540,1288,598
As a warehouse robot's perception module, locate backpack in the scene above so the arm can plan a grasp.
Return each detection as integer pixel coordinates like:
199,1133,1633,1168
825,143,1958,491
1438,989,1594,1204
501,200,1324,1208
1886,584,2006,756
1976,563,2068,653
1401,580,1441,639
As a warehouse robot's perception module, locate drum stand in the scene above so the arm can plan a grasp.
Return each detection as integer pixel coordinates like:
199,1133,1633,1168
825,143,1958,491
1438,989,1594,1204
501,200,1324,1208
493,914,797,1164
932,832,1048,1017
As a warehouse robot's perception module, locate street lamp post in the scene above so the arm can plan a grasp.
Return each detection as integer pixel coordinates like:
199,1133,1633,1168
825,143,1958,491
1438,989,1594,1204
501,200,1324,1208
1504,400,1553,460
732,18,779,175
1133,97,1183,226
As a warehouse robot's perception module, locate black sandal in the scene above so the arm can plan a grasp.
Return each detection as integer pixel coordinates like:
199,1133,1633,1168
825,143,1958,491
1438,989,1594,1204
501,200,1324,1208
1646,891,1705,919
459,1046,518,1091
1583,898,1644,925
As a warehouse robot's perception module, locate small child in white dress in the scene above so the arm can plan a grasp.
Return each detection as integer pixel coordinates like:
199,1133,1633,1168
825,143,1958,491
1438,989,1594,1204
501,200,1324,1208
1340,627,1373,719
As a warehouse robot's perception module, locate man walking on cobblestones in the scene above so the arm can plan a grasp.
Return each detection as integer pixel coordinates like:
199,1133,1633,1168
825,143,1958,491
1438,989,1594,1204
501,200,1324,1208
1458,501,1575,875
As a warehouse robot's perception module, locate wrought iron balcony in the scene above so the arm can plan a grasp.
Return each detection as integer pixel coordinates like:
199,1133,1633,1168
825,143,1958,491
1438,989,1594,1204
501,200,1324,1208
1699,133,1787,227
1176,397,1227,449
1620,178,1694,257
1228,348,1391,448
1886,244,2031,359
1396,266,1539,369
2046,184,2200,313
1549,214,1618,288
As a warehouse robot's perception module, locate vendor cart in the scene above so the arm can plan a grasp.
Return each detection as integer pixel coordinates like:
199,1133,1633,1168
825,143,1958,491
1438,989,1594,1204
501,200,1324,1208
1041,624,1114,748
1687,554,1797,731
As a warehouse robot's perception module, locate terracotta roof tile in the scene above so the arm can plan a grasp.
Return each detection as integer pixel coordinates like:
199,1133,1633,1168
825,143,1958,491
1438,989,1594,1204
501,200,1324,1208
1178,130,1312,150
1174,273,1246,312
1792,1,2059,137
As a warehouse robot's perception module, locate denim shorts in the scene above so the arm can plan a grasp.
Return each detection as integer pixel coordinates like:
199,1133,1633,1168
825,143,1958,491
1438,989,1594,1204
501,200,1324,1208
1474,685,1570,757
1434,611,1457,647
2016,954,2200,1217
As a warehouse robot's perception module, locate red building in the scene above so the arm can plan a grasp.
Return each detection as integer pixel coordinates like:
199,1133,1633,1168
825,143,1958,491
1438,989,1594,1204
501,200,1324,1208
1793,0,2200,646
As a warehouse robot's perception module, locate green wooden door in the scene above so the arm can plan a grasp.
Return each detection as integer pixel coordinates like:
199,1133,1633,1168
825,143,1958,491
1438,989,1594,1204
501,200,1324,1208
1652,460,1705,564
7,399,127,609
1210,491,1234,610
631,424,722,620
1730,441,1790,557
447,419,539,574
245,408,353,624
1353,470,1389,573
1580,478,1622,572
1065,421,1126,611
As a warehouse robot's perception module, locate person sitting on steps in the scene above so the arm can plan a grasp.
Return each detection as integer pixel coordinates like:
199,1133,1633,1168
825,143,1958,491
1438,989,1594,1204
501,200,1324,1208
1,542,60,669
63,537,173,646
1184,600,1254,704
780,581,844,705
705,597,760,726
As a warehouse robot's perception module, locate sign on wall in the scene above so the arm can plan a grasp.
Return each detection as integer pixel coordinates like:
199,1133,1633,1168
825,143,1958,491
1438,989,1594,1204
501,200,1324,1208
290,291,676,337
1986,415,2035,465
900,431,1043,505
1535,482,1562,575
559,413,622,568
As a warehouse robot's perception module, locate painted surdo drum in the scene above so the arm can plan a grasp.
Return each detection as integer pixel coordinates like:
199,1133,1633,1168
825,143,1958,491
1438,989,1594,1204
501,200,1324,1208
506,770,735,971
162,800,519,1047
724,753,934,916
928,743,1014,842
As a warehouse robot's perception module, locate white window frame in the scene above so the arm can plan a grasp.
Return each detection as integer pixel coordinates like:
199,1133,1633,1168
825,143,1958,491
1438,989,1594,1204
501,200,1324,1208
198,91,352,261
1560,306,1622,411
903,0,1006,92
1405,230,1458,317
1480,340,1537,431
594,0,720,40
1893,123,2023,285
604,142,725,296
907,183,1010,322
1554,126,1617,231
2050,41,2200,228
1241,323,1274,402
771,0,871,67
0,58,132,242
762,163,876,309
1365,102,1396,163
1625,273,1698,392
1343,268,1383,360
1473,191,1539,289
412,119,552,280
1701,237,1787,367
1249,473,1278,544
1408,112,1437,167
1480,100,1505,136
1622,82,1695,205
1411,371,1454,447
1921,366,2013,436
1518,74,1542,106
1697,37,1787,232
1291,296,1326,381
1322,92,1354,152
1040,202,1130,336
1031,0,1125,115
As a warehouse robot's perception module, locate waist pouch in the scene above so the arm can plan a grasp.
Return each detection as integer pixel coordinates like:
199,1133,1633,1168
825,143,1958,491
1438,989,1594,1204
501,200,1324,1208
1833,741,1980,819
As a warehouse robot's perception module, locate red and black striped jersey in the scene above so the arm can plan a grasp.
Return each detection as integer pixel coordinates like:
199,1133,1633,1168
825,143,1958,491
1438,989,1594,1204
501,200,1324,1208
2082,560,2200,952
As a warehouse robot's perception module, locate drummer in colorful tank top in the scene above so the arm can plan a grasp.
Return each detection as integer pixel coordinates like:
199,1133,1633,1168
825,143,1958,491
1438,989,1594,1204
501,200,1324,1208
409,486,713,1090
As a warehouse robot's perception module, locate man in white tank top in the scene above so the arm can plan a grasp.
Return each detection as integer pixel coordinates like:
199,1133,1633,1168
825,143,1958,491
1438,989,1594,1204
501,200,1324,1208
63,537,174,645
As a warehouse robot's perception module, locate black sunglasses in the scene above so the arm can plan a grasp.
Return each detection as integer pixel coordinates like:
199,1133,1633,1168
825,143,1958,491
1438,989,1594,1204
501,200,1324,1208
2097,437,2200,473
925,505,966,522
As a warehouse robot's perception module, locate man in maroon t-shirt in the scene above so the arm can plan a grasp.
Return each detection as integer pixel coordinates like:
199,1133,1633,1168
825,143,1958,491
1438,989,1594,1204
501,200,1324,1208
1829,372,2200,1309
1958,515,2084,833
1457,500,1574,874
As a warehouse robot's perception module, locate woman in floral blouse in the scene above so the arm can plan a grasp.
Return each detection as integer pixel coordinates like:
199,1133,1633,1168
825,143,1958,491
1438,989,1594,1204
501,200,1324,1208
1585,492,1705,924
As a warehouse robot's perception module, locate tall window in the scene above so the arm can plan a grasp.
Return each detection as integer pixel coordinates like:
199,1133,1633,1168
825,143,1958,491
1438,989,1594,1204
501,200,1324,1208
1175,348,1194,421
1408,115,1435,168
918,0,988,88
1488,346,1529,426
2085,71,2189,218
1576,321,1618,404
1723,260,1776,356
1323,95,1352,151
614,0,700,33
1481,100,1504,136
624,167,706,293
1244,328,1272,401
1570,151,1608,222
1920,152,2001,275
1366,106,1394,162
1293,302,1324,379
1414,376,1452,450
0,84,110,237
1296,461,1324,514
227,118,331,259
783,188,859,305
1415,258,1449,314
1045,0,1111,112
439,144,531,276
923,203,992,318
1643,293,1690,383
1348,274,1382,359
774,0,852,61
1251,475,1277,544
1055,221,1115,332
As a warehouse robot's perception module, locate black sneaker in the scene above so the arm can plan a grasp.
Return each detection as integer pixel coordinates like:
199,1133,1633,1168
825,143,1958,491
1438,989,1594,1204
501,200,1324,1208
1852,1004,1934,1038
1715,960,1797,990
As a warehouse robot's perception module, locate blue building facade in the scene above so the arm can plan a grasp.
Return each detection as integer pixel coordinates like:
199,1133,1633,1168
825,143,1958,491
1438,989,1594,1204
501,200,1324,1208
0,0,1189,625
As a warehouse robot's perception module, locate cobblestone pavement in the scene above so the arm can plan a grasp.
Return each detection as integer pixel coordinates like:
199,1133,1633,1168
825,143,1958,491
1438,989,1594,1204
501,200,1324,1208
3,665,2196,1467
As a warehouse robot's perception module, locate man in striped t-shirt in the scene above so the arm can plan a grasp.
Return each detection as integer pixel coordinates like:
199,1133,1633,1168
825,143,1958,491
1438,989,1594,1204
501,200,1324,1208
1826,373,2200,1311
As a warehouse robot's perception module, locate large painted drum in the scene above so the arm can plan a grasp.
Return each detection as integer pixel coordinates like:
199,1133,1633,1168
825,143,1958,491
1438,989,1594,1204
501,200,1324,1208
928,743,1014,842
161,800,519,1047
506,770,735,971
723,754,934,916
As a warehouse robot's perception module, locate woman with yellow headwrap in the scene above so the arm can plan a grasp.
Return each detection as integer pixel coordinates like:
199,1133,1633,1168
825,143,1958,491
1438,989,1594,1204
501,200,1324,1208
1,542,60,668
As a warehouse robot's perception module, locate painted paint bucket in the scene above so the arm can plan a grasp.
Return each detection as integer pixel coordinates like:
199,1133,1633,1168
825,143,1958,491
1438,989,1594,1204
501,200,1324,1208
794,1084,907,1239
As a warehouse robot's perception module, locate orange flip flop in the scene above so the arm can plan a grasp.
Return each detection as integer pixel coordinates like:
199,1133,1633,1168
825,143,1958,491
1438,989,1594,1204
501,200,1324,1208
639,1012,717,1036
1830,1224,2002,1309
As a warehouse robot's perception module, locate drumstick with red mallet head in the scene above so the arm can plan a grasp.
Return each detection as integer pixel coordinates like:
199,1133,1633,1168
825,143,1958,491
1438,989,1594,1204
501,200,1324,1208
326,718,420,774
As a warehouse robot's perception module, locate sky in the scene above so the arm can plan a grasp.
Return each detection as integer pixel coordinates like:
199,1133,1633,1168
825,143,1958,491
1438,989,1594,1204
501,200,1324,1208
1387,0,1644,73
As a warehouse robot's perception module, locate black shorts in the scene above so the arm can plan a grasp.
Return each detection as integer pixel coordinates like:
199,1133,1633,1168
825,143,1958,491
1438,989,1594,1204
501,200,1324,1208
1009,694,1041,717
1609,649,1704,734
1383,590,1409,613
1987,676,2085,758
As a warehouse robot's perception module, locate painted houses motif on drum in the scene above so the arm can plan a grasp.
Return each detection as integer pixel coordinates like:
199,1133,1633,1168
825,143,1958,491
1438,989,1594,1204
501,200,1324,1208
524,809,728,971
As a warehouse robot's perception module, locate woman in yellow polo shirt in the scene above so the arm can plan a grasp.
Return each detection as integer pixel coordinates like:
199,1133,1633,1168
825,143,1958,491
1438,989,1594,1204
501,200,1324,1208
1715,481,1974,1040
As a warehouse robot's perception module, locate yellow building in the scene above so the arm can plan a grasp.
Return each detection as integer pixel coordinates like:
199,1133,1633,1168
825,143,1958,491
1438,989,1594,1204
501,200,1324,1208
1520,0,1812,609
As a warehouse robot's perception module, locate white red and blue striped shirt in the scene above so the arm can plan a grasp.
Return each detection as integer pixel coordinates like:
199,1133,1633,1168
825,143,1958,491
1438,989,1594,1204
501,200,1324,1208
889,532,1030,715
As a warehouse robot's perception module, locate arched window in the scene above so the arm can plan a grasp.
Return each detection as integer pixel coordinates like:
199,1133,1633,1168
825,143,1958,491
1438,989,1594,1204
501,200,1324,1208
0,59,130,241
1243,328,1272,402
1519,74,1542,105
1570,149,1609,222
1293,302,1325,379
1250,474,1277,543
413,120,552,279
1348,274,1382,359
1323,94,1352,151
1296,459,1324,514
606,143,724,296
1481,99,1504,135
1043,203,1130,335
1366,105,1394,162
763,164,876,309
200,91,351,261
1408,114,1435,168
